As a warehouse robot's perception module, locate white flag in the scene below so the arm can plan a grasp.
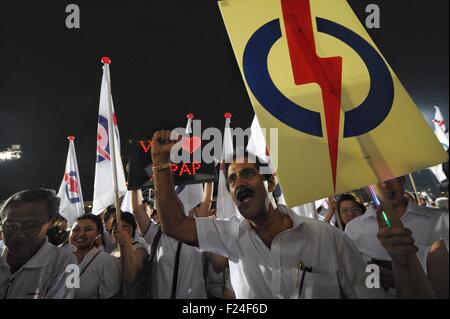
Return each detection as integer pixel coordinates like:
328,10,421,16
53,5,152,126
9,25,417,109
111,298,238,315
92,58,127,215
427,106,448,182
120,191,133,214
247,115,287,206
216,113,240,219
57,136,85,225
175,114,203,214
176,184,203,214
433,107,449,150
433,106,448,136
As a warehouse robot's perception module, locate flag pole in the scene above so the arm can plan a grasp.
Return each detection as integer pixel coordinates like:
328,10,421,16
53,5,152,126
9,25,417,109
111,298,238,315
102,56,122,230
408,173,420,204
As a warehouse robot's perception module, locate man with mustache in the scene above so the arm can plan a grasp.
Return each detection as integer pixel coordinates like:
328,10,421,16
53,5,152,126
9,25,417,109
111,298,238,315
150,130,390,298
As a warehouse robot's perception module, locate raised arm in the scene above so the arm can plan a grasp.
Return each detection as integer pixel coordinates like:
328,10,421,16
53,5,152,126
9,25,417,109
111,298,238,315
323,197,336,224
131,190,151,235
376,207,437,298
113,227,147,284
151,130,199,246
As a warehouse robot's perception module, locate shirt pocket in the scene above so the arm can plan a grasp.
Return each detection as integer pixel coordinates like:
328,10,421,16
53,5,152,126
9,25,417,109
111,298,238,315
301,271,341,299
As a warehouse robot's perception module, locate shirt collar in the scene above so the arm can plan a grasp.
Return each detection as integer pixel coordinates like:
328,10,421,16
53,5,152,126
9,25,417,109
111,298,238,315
0,238,53,269
361,206,376,221
20,238,53,268
79,246,101,266
361,200,431,221
403,201,433,218
236,204,306,237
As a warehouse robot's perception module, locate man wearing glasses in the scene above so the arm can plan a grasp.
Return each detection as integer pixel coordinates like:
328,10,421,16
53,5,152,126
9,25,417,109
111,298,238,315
0,189,76,298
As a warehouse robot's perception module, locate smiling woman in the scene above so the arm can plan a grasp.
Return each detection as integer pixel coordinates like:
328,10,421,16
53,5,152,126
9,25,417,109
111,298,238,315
69,214,121,299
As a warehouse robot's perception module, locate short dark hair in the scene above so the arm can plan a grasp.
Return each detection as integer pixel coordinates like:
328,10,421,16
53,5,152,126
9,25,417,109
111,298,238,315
103,205,117,223
76,214,104,235
337,193,366,215
223,151,273,191
0,189,60,222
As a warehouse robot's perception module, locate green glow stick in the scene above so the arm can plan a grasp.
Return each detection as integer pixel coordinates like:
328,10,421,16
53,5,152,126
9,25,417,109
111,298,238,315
368,185,392,228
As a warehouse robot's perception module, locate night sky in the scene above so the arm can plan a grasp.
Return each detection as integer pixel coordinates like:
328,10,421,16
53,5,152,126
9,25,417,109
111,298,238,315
0,0,448,200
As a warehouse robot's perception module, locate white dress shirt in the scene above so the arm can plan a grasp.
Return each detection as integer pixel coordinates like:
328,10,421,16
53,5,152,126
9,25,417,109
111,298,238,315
142,224,206,299
0,238,76,299
345,201,449,269
195,205,385,299
74,247,121,299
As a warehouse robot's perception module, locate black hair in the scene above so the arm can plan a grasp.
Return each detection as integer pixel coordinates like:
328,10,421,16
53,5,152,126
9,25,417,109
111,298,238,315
112,211,137,238
223,150,273,191
337,193,366,217
103,205,117,223
0,189,60,222
76,214,104,235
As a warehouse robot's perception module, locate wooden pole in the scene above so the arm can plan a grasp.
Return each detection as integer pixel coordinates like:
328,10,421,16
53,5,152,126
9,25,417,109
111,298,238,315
103,59,122,230
408,173,420,203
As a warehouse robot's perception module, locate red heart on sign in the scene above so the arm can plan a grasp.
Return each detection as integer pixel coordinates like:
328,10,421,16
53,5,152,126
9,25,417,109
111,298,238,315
181,136,201,153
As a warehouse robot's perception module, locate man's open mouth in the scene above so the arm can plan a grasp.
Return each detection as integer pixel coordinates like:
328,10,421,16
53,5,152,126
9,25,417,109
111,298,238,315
236,186,255,204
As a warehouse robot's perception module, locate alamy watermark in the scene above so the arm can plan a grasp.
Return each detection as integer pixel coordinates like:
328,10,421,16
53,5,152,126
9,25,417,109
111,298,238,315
365,264,381,289
365,4,380,29
65,4,80,29
167,120,279,175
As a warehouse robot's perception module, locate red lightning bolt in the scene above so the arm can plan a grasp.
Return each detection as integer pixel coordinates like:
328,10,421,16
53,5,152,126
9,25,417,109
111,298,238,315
281,0,343,190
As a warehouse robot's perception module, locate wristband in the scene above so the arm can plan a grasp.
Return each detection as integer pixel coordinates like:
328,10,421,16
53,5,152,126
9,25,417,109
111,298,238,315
152,163,171,171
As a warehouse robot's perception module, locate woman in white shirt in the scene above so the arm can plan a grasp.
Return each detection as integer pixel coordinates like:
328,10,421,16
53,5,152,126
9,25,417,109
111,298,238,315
70,214,121,299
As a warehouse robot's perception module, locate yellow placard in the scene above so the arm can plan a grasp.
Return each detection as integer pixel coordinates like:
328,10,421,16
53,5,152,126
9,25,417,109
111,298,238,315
219,0,448,207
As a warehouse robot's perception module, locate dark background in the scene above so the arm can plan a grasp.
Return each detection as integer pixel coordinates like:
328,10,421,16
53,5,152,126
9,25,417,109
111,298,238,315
0,0,448,200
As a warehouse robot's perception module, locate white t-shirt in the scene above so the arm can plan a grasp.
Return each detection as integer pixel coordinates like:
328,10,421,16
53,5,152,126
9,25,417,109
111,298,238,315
74,247,121,299
195,205,385,299
141,224,206,299
0,238,76,299
345,201,449,269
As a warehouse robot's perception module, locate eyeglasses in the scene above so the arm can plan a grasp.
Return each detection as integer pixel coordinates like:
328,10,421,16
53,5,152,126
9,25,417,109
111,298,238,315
0,221,44,235
340,208,362,214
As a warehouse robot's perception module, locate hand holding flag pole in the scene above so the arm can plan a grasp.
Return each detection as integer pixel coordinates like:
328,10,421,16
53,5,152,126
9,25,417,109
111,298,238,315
407,173,420,205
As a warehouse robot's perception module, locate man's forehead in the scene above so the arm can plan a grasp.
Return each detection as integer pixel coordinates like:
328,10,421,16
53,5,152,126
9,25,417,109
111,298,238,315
5,201,49,220
228,161,258,173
